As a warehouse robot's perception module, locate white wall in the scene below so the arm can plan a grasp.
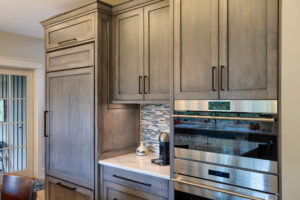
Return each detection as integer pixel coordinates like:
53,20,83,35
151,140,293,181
0,30,45,179
0,30,44,61
281,0,300,199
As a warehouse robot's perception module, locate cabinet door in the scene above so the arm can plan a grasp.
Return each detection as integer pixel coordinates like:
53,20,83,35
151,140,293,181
114,8,144,101
219,0,278,99
103,181,167,200
174,0,219,100
46,177,94,200
144,1,170,100
46,67,94,189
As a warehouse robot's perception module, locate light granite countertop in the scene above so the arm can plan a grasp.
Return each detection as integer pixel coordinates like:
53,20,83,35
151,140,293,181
99,153,170,180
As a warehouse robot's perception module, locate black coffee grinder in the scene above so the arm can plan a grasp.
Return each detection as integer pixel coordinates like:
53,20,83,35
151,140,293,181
151,132,170,166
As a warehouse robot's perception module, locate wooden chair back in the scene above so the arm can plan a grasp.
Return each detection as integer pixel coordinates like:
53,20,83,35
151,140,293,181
1,174,35,200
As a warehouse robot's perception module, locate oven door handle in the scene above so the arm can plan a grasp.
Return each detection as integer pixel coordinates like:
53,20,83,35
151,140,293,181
171,114,276,123
172,179,269,200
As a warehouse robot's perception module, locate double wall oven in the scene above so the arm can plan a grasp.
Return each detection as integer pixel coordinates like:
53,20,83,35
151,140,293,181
172,100,279,200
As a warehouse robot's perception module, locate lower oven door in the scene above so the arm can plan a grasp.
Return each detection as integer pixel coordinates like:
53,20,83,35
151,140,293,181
173,175,278,200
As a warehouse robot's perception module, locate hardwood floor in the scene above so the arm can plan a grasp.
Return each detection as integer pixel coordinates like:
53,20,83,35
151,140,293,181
37,190,45,200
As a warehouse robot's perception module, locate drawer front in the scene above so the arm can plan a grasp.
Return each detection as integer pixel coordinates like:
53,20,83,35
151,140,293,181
103,166,169,198
103,181,167,200
46,176,94,200
46,13,95,50
46,43,94,72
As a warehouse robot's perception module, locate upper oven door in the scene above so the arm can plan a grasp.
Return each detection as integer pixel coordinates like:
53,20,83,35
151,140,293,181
173,100,278,174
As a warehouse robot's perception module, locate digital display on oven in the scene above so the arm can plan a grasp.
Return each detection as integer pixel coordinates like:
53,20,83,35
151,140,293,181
209,101,230,111
208,170,230,178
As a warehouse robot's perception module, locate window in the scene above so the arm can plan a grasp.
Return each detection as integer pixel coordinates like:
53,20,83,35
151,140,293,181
0,69,33,177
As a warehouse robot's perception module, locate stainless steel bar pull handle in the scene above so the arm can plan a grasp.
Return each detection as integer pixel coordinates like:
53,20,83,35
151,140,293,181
58,38,77,45
171,114,276,123
144,76,149,94
138,76,143,94
221,66,226,91
56,182,76,191
44,111,48,137
212,66,217,91
113,174,152,186
172,179,265,200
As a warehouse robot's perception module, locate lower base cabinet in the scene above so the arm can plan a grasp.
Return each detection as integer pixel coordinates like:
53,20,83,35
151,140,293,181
46,176,94,200
103,181,167,200
101,165,169,200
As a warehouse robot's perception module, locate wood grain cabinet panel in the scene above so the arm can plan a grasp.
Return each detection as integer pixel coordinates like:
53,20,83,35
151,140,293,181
219,0,278,99
144,1,170,100
114,8,144,101
46,67,94,189
45,13,95,50
103,181,167,200
173,0,278,100
46,43,94,72
174,0,219,100
46,177,94,200
113,0,170,102
103,165,169,198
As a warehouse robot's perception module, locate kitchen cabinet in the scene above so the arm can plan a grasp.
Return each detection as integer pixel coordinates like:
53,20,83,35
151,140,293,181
45,13,95,50
46,43,94,72
103,181,167,200
101,165,169,200
113,0,170,102
46,67,95,189
174,0,219,100
173,0,278,100
42,3,140,200
46,177,94,200
113,8,144,101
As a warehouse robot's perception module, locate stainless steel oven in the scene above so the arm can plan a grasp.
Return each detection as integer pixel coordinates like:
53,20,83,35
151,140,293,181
172,100,279,200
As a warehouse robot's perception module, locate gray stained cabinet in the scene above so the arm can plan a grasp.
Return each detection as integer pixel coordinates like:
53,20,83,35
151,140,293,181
45,13,95,50
42,2,140,200
103,181,167,200
101,165,169,200
114,8,144,101
46,177,94,200
46,67,95,189
114,0,170,102
173,0,278,100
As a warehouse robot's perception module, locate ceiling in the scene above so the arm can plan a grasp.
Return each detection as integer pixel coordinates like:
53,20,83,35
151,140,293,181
0,0,126,39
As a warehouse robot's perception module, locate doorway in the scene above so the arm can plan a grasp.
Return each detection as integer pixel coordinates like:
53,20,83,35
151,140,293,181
0,68,33,178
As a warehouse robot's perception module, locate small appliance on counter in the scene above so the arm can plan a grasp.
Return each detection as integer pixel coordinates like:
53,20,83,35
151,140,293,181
136,141,147,156
151,132,170,166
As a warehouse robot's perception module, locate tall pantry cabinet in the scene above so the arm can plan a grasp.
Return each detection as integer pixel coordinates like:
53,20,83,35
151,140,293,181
41,2,140,200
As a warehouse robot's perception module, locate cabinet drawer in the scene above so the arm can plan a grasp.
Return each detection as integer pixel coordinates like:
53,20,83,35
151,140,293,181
45,13,95,50
103,181,167,200
46,43,94,72
46,176,94,200
103,166,169,198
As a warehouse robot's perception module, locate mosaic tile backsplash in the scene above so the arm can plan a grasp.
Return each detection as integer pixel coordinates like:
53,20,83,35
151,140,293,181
140,104,171,155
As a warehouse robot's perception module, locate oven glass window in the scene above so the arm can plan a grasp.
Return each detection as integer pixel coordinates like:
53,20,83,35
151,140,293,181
175,190,212,200
174,112,278,161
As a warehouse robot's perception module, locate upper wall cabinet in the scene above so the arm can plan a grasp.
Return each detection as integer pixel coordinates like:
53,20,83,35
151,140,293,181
173,0,278,100
114,8,144,101
144,1,170,100
114,0,170,102
45,13,95,50
174,0,219,100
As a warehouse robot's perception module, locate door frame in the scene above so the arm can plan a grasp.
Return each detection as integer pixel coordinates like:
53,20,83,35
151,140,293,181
0,56,44,180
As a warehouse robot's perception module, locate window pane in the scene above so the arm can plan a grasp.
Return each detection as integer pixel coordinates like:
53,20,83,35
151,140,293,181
11,75,27,98
10,123,27,147
10,100,27,122
0,75,9,99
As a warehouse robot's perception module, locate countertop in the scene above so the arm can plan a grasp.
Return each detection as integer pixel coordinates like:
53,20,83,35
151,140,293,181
99,153,170,180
